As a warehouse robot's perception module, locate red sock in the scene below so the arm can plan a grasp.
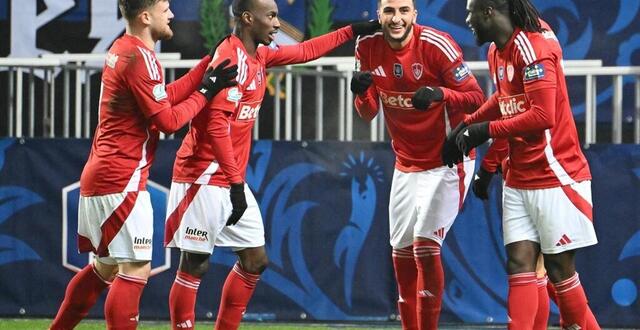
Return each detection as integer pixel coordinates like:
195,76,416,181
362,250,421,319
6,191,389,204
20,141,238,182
585,306,600,330
170,271,201,330
104,273,147,330
533,276,550,330
392,246,417,330
49,264,110,330
507,272,538,330
553,273,588,330
215,263,260,330
414,240,443,330
547,280,563,327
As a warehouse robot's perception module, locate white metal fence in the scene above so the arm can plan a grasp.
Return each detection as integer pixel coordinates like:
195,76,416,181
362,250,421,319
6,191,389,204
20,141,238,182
1,55,639,144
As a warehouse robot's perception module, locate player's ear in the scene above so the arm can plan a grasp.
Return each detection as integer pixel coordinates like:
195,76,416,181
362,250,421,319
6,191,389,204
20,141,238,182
139,10,151,25
241,11,252,25
413,9,418,23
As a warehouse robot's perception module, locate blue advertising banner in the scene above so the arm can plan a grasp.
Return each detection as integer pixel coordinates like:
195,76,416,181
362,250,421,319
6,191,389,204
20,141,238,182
0,139,638,327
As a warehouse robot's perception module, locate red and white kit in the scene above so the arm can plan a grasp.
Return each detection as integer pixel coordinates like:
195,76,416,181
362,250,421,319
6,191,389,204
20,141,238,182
78,34,209,261
355,24,484,248
165,27,356,252
466,23,597,253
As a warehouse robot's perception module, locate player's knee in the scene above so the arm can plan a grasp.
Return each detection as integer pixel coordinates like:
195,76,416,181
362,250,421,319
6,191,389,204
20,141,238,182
241,254,269,275
179,252,210,278
506,253,536,274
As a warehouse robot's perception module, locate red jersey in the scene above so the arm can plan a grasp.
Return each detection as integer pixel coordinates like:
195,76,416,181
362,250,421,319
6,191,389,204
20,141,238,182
172,26,355,186
354,24,484,172
81,34,209,195
466,24,591,189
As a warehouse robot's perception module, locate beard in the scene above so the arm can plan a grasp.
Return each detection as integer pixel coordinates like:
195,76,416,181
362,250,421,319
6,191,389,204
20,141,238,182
472,27,490,46
152,26,174,41
383,23,413,44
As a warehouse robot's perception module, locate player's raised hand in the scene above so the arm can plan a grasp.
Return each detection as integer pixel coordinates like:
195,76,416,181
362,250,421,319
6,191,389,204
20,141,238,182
350,71,373,95
456,122,491,156
351,20,382,36
198,59,238,100
226,182,247,226
412,86,443,110
472,167,495,200
442,122,466,168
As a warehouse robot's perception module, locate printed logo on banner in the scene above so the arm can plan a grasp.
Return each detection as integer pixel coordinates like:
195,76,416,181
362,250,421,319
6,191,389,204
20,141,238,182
210,141,387,318
0,139,44,266
61,181,171,276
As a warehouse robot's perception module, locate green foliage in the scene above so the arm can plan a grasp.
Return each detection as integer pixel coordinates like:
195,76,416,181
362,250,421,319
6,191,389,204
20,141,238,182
200,0,228,50
308,0,334,38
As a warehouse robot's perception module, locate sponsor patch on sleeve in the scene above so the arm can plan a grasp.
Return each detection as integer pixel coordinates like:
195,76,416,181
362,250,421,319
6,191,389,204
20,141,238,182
226,87,242,102
453,62,471,82
523,63,545,82
153,84,167,102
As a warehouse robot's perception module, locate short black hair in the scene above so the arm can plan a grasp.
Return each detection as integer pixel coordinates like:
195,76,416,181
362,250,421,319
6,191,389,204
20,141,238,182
118,0,168,21
478,0,542,32
231,0,255,18
377,0,416,5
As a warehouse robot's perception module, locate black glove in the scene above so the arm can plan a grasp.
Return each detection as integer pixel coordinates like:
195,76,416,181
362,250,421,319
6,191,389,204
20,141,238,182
350,71,373,95
472,167,495,200
351,20,382,36
411,86,443,110
456,121,491,156
442,122,466,168
226,183,247,226
198,58,238,100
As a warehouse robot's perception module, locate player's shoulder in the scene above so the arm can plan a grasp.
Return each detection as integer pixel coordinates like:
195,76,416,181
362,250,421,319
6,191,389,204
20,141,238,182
417,25,462,63
512,29,557,65
356,31,384,48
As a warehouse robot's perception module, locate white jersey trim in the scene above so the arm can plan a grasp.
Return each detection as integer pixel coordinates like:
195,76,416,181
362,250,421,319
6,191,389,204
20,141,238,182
194,161,221,185
137,46,161,81
124,129,151,192
514,32,537,65
420,30,459,63
236,48,248,85
544,129,575,186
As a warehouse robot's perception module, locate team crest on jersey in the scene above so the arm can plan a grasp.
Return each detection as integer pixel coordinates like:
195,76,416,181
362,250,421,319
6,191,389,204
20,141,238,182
153,84,167,101
524,63,545,81
453,62,470,82
411,63,423,80
498,66,505,80
227,87,242,102
393,63,403,78
507,63,515,82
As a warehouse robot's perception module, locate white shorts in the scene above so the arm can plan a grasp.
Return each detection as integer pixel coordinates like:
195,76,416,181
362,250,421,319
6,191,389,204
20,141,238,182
164,182,265,254
388,160,474,249
502,180,598,254
78,191,153,262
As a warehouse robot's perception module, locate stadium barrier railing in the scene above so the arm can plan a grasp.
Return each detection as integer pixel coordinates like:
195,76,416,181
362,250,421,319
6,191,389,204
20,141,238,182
2,55,639,145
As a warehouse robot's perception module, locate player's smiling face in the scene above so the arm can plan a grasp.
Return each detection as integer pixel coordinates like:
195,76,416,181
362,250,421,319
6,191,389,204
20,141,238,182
378,0,417,48
465,0,491,46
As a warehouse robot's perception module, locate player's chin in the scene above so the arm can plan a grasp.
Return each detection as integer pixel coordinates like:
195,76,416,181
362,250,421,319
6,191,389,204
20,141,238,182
160,29,174,41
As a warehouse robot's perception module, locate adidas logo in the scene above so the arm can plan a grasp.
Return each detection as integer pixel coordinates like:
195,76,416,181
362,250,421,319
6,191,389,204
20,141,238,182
564,324,582,330
247,79,257,91
176,320,193,328
129,315,139,322
433,228,445,239
371,65,387,77
418,289,435,297
556,234,572,247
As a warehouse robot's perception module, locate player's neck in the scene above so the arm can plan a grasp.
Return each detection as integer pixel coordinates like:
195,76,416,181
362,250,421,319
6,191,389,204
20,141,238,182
493,21,515,50
235,29,258,57
125,25,156,50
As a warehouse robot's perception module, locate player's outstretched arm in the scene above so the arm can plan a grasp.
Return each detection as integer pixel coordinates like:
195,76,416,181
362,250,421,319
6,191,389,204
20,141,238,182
149,59,238,133
165,54,212,105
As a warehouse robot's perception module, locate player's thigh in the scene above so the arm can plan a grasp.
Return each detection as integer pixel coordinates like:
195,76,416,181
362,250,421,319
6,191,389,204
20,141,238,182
502,186,539,246
216,185,265,249
414,160,474,245
525,180,597,255
165,183,228,254
388,169,418,249
79,191,154,262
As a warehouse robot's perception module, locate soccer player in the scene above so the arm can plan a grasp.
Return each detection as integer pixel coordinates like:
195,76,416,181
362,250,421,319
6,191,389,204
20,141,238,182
445,0,600,328
49,1,237,329
162,0,380,329
350,0,485,328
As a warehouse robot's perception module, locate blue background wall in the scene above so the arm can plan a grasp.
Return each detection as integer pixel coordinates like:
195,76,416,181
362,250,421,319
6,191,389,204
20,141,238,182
0,139,638,327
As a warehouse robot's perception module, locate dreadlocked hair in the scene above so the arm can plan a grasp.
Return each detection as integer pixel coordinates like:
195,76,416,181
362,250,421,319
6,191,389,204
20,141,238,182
508,0,542,32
